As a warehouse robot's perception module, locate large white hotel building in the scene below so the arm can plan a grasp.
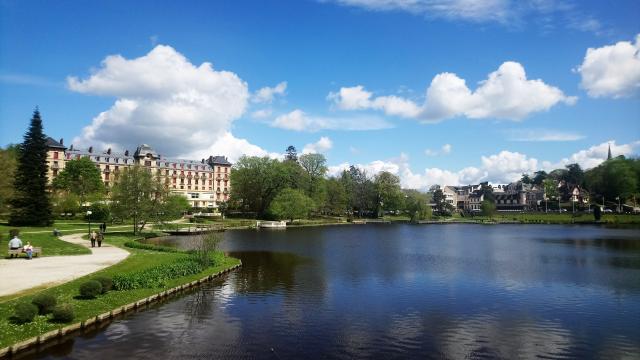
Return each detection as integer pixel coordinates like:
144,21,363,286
45,137,231,209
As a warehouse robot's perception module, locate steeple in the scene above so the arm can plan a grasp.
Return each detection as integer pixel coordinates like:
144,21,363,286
607,143,612,160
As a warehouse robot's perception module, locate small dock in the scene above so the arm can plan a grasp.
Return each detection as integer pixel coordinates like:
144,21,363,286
256,221,287,229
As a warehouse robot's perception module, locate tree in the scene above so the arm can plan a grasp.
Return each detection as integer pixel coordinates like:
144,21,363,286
532,170,547,186
285,146,298,162
521,173,533,184
230,156,292,218
585,157,637,203
341,166,375,217
481,200,496,217
87,203,110,222
268,188,315,222
564,163,585,186
431,188,453,215
543,178,558,211
323,178,348,215
159,194,190,223
0,145,18,214
52,157,104,206
404,189,431,223
109,165,168,234
374,171,404,216
9,109,53,226
299,153,328,205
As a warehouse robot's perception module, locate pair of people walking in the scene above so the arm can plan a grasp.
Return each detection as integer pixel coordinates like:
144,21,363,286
90,231,103,248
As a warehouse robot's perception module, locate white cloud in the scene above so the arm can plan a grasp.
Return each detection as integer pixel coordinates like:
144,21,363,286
328,140,640,190
556,140,640,169
251,108,273,119
271,109,393,132
68,45,250,157
329,62,576,123
180,132,281,163
425,144,452,156
576,34,640,98
326,0,513,23
302,136,334,154
506,129,585,142
252,81,287,103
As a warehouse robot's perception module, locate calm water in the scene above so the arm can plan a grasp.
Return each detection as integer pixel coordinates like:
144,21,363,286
30,224,640,359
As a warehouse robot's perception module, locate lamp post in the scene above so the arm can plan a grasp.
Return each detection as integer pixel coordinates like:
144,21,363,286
86,210,93,238
616,196,621,213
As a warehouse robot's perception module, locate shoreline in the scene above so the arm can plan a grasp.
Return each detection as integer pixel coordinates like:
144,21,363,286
0,262,241,358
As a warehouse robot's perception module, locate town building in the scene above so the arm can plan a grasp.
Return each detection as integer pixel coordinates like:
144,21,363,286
45,137,231,209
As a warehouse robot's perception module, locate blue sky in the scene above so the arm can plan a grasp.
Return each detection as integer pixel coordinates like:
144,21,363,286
1,0,639,188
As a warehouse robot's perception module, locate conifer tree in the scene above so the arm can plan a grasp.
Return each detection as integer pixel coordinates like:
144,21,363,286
9,108,53,226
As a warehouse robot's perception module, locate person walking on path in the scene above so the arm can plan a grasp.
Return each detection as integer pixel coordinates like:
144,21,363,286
101,222,107,233
90,231,97,248
97,232,103,247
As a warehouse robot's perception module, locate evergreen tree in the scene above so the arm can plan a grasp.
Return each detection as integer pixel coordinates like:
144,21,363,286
9,109,53,226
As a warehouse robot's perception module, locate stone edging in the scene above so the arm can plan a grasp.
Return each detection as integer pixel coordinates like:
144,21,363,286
0,262,242,358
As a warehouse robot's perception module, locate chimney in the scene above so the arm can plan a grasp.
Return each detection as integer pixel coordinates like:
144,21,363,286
59,138,64,145
201,158,205,164
88,146,93,153
107,148,112,155
69,144,74,151
125,150,129,156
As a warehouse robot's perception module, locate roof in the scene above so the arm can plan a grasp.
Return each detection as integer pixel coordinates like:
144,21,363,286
208,156,232,166
45,137,66,150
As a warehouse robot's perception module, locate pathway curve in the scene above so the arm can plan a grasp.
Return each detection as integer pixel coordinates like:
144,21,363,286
0,233,129,297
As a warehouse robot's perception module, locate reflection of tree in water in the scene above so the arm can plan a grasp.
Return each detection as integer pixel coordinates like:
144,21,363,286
539,237,640,252
228,251,311,294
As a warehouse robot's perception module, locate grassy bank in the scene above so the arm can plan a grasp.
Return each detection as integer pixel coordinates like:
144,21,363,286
1,232,90,258
0,232,240,348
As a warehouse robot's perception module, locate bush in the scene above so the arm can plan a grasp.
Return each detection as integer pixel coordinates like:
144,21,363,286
32,293,57,315
51,304,75,323
112,257,211,290
13,303,38,324
124,241,179,253
94,276,113,294
79,280,103,299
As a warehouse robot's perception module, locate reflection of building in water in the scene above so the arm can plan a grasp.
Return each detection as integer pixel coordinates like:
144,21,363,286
45,138,231,209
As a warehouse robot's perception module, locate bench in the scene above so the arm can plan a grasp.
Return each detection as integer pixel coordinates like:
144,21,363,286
7,247,42,258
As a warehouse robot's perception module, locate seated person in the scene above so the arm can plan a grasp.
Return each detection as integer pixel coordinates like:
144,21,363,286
23,242,33,260
8,235,23,250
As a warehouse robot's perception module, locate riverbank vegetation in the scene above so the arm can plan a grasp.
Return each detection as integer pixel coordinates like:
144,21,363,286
0,232,240,348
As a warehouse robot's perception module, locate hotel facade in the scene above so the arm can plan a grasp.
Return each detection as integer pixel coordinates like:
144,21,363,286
45,137,231,209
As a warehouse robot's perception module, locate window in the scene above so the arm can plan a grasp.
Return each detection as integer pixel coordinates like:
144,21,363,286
145,161,151,166
190,193,199,199
53,152,59,159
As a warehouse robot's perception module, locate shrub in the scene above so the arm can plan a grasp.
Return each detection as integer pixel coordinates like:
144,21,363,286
112,257,211,290
124,241,179,253
51,304,75,323
79,280,103,299
94,276,113,293
13,303,38,324
32,293,57,315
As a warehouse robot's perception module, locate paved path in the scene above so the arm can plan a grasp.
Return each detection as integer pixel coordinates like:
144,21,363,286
0,233,129,297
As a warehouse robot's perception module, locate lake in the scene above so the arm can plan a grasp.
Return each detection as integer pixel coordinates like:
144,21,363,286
29,224,640,359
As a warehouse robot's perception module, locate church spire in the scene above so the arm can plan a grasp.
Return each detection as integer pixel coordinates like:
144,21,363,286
607,143,612,160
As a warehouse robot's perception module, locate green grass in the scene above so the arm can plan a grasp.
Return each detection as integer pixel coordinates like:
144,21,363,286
1,232,90,258
456,213,640,224
0,232,240,348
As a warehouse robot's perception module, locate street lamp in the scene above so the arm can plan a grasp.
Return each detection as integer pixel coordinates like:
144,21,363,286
616,196,621,213
86,210,92,238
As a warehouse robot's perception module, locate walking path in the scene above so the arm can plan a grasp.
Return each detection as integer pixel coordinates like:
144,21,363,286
0,233,129,297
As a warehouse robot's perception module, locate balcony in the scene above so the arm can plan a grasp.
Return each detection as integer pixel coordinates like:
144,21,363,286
50,163,60,170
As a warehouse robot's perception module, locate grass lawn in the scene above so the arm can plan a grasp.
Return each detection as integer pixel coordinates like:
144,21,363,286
1,232,90,258
460,213,640,224
0,232,240,348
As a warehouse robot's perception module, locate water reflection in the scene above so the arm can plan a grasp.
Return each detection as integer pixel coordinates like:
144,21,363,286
27,224,640,359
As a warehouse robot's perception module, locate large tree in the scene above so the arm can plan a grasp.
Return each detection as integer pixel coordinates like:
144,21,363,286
0,145,18,215
374,171,404,216
230,156,291,217
404,189,431,223
585,157,637,203
52,157,104,206
299,153,328,206
268,188,315,222
9,109,53,226
323,177,348,215
109,165,168,234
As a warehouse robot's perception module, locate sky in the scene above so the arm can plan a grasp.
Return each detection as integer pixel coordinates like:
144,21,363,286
1,0,639,189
